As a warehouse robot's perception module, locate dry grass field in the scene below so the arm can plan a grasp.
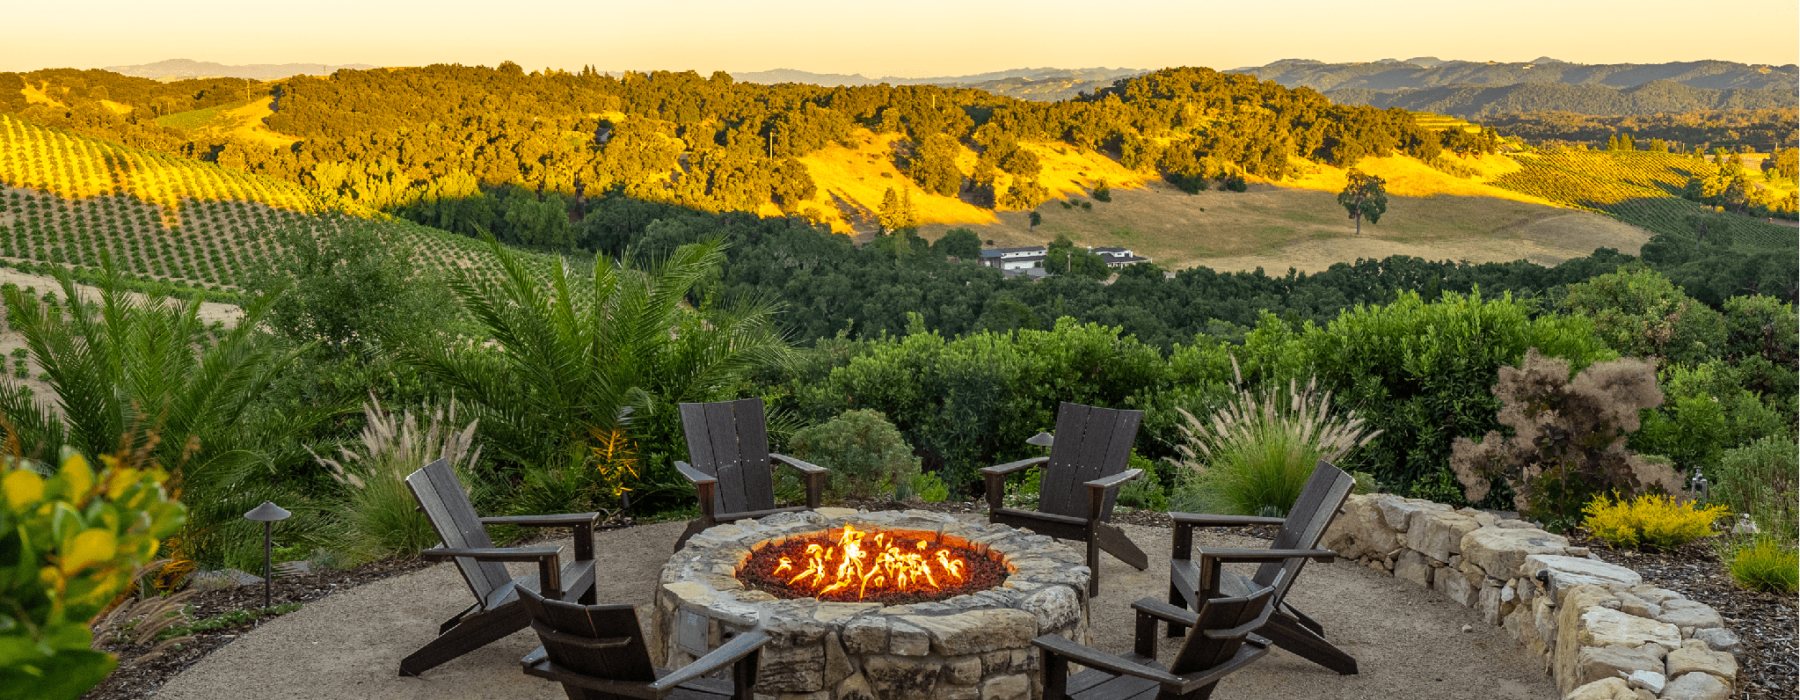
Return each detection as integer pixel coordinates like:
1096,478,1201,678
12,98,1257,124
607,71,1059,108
918,179,1652,273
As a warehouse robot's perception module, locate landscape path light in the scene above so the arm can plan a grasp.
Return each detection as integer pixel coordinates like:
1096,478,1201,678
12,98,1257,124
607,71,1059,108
244,501,291,610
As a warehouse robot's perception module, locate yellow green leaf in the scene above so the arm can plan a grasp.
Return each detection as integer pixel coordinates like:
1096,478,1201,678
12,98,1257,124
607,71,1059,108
60,529,118,575
60,454,94,501
3,470,45,510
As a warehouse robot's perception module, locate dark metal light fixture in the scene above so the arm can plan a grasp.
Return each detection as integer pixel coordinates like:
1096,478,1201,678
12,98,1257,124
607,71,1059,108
245,501,291,610
1026,432,1054,448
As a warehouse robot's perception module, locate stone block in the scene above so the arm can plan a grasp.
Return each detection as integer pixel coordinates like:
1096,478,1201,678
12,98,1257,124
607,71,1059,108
1394,550,1433,587
1519,555,1642,602
1572,644,1663,689
1625,669,1665,695
863,655,940,699
758,638,827,692
1375,494,1448,532
1580,607,1682,650
905,609,1038,656
1433,565,1480,606
1660,671,1730,700
1692,628,1739,653
836,672,877,700
1564,677,1635,700
824,633,853,687
932,686,980,700
1322,495,1400,559
1665,646,1737,682
1614,592,1654,619
843,616,889,655
979,674,1030,700
887,618,930,656
1460,527,1569,578
1627,586,1684,605
1479,579,1505,624
943,655,982,686
1021,585,1082,632
1656,600,1725,632
1412,510,1481,563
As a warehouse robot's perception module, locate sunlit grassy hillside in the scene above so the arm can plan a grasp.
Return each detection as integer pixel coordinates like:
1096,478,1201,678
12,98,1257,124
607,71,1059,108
0,114,546,291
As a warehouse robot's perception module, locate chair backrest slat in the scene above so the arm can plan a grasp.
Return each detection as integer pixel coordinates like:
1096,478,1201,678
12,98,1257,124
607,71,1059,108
1252,460,1355,601
1168,579,1279,676
680,399,778,516
733,399,777,511
518,587,657,696
1037,403,1143,520
406,459,511,605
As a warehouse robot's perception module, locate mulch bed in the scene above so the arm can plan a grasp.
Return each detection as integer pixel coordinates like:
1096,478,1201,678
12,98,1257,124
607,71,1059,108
1568,531,1797,700
82,515,645,700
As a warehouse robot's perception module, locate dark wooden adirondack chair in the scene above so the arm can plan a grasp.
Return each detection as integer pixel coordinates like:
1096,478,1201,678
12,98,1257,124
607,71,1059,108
517,586,770,700
400,458,601,677
982,402,1150,597
1164,459,1358,675
1032,571,1289,700
674,398,828,551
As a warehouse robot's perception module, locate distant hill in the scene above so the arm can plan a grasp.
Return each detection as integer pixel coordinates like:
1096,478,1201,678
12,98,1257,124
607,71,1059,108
102,59,378,82
1331,81,1797,118
1237,58,1797,92
730,67,1144,101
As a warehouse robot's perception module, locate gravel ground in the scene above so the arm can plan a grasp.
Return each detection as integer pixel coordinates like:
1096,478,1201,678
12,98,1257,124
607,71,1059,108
147,513,1555,700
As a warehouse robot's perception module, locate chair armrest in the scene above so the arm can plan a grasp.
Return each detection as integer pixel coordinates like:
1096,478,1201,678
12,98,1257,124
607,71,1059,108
424,545,565,599
480,513,602,527
769,453,828,474
979,456,1048,476
1033,634,1182,685
648,631,771,692
1131,597,1198,627
420,546,563,563
1086,468,1143,491
1196,547,1337,565
674,461,716,485
1170,512,1287,527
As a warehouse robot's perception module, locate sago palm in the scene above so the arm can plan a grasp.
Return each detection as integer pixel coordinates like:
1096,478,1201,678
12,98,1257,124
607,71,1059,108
404,235,786,511
0,258,326,568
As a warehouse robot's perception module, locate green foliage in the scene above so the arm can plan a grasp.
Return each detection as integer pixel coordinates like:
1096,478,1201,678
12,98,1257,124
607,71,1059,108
249,221,455,358
1350,470,1378,495
932,228,982,260
903,471,950,503
1557,266,1724,365
1117,451,1167,511
157,602,303,641
1337,169,1388,235
1583,493,1727,551
1709,435,1798,546
0,261,324,569
403,236,787,513
1451,349,1678,530
1091,181,1112,203
1043,235,1110,280
788,409,921,502
1630,360,1787,470
311,399,482,561
1168,375,1379,517
1725,538,1798,593
0,449,186,700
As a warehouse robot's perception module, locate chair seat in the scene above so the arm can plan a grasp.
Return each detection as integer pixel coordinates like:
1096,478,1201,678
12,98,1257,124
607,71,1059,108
1066,654,1166,700
523,656,740,700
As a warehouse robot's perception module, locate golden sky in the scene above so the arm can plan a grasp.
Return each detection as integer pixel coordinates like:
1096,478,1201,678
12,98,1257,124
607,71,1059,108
4,0,1796,75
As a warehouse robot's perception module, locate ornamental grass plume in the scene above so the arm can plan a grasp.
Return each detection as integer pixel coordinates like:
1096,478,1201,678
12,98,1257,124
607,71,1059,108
310,395,481,561
1169,357,1381,517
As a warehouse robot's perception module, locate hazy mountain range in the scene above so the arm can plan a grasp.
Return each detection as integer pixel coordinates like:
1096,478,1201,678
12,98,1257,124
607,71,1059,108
102,58,378,81
729,67,1145,101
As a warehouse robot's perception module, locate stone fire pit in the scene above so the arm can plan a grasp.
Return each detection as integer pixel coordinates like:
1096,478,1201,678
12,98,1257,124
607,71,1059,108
650,508,1091,700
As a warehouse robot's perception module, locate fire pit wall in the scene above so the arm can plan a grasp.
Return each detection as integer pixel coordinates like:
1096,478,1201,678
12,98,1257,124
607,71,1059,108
652,509,1092,700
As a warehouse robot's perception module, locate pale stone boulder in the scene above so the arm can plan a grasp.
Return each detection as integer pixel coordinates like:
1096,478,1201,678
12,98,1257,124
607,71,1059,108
1433,565,1481,606
903,609,1037,656
1660,670,1730,700
1375,494,1447,532
1394,550,1434,587
1571,644,1663,689
1563,677,1635,700
1323,495,1400,559
1581,607,1682,649
1614,592,1657,619
862,655,941,699
1412,509,1481,563
1656,599,1725,632
1665,645,1738,683
1462,527,1570,581
1520,555,1642,602
1625,669,1665,694
1628,586,1685,605
1692,627,1740,653
979,673,1030,700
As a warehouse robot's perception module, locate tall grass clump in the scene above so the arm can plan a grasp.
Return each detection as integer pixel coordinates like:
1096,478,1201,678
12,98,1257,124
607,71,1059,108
1169,363,1380,517
1726,538,1798,593
311,397,481,561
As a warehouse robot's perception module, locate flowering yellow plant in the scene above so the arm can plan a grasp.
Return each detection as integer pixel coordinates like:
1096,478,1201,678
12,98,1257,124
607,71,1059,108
1584,493,1727,551
0,448,186,700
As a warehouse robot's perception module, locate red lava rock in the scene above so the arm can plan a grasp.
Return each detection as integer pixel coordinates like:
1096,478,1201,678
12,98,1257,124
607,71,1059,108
738,528,1006,605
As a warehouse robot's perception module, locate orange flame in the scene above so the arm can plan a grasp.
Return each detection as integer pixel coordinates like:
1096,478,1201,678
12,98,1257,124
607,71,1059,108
767,525,968,601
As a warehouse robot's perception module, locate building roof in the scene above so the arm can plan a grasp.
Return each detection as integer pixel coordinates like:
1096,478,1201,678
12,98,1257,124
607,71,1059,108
979,246,1048,257
1091,246,1132,255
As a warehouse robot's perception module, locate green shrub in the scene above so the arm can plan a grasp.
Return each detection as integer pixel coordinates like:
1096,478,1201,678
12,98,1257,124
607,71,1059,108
1117,451,1167,511
312,398,482,562
901,471,950,503
0,448,186,700
1350,470,1378,495
1726,538,1798,593
788,409,920,502
1584,494,1728,551
1169,374,1380,517
1092,182,1112,203
1710,435,1798,544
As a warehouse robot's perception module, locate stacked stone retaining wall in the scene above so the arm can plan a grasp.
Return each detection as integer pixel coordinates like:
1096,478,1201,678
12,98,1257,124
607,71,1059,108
1324,494,1742,700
